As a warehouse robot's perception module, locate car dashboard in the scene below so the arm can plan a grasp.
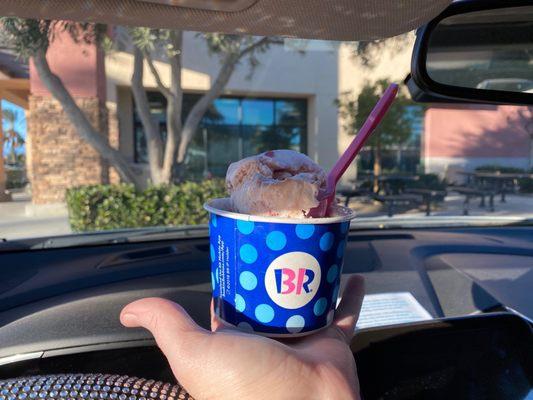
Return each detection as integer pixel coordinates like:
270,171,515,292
0,226,531,399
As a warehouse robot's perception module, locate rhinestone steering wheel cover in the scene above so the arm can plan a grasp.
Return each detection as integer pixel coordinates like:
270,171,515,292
0,375,192,400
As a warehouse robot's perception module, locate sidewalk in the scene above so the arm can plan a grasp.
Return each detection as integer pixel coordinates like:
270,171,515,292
0,191,71,240
345,192,533,218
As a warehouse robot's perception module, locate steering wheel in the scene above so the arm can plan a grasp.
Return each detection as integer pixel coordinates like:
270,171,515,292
0,374,193,400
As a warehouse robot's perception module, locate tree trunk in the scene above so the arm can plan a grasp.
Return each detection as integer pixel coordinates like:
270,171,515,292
373,136,382,193
176,52,239,165
131,46,165,185
161,30,183,183
32,48,145,189
0,103,11,201
173,37,279,173
133,31,184,185
132,34,278,182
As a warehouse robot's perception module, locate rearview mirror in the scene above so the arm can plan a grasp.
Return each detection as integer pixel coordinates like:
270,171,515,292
411,0,533,105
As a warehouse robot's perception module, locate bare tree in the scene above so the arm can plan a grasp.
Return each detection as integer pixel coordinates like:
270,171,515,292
2,107,25,164
129,28,282,184
0,18,282,188
1,19,146,187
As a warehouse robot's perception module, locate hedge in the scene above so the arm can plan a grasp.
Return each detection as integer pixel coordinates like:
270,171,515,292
66,179,227,232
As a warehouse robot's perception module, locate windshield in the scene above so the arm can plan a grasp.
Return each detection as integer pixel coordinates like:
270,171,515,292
0,19,532,246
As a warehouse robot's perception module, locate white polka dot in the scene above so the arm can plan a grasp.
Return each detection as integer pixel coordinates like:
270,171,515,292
210,272,215,289
235,294,245,312
237,322,254,333
237,220,254,235
341,221,349,233
239,244,258,264
239,271,258,290
320,232,335,251
313,297,328,316
255,304,275,323
266,231,287,251
286,315,305,333
210,244,216,262
295,224,315,239
327,264,339,283
326,310,335,326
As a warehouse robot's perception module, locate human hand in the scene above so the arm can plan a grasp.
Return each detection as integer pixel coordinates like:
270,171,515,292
120,275,364,400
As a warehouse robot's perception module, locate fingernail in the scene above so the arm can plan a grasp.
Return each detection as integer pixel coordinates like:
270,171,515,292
121,312,139,326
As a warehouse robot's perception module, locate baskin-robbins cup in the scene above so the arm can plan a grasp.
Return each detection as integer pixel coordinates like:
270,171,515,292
204,198,356,337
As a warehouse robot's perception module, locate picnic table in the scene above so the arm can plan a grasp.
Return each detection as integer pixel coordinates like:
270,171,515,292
337,172,375,206
337,185,372,206
337,173,447,216
373,193,423,217
375,175,446,217
448,185,495,215
457,171,533,203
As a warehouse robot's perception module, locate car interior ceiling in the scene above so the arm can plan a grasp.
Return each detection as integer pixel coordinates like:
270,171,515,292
0,1,531,400
0,0,453,40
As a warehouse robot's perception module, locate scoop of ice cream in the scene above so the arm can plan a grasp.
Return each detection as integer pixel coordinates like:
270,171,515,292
226,150,327,218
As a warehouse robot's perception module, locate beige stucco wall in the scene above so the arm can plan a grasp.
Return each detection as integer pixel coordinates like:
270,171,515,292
336,34,415,183
105,32,414,184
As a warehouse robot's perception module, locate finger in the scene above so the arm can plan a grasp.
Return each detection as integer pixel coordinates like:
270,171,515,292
210,298,225,332
120,297,209,363
333,275,365,342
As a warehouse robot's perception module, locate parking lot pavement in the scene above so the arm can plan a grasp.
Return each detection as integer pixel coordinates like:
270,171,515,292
0,215,71,240
0,192,71,240
430,193,533,217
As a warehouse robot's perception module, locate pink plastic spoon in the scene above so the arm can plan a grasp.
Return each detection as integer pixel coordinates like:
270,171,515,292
308,83,399,218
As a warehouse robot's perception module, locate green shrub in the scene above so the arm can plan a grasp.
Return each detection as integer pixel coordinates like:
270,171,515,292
66,179,227,232
408,173,447,191
518,178,533,193
5,166,27,189
475,165,526,174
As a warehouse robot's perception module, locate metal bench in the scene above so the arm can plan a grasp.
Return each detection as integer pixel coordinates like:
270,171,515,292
448,186,495,215
337,187,372,207
372,193,423,217
405,188,447,216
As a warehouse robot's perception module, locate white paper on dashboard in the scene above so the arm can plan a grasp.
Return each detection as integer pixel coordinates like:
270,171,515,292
355,292,433,330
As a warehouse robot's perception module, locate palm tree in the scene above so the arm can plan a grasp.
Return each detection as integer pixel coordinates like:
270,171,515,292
3,107,25,165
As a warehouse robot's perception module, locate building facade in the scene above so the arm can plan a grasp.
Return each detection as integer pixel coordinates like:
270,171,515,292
424,104,533,182
22,30,532,204
26,31,415,203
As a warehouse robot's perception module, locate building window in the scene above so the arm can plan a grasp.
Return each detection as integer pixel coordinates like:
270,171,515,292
133,92,307,179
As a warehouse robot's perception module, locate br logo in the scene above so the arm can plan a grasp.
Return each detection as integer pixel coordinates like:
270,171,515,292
265,252,321,309
274,268,315,295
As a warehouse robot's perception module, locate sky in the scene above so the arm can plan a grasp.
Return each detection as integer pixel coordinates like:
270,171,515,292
2,100,26,157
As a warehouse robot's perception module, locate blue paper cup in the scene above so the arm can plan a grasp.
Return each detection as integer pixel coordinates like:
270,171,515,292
204,198,356,337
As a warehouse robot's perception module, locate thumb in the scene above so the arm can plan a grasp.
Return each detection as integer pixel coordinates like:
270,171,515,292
333,275,365,343
120,298,210,386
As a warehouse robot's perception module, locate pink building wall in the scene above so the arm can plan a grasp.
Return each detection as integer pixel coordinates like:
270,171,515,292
423,104,532,179
27,30,111,204
29,31,106,101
